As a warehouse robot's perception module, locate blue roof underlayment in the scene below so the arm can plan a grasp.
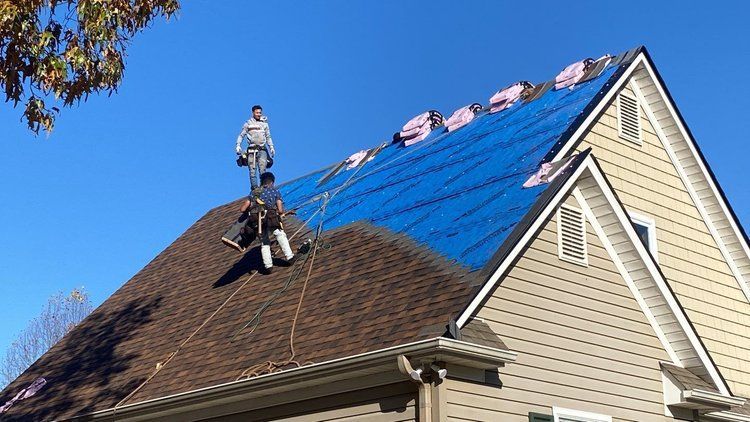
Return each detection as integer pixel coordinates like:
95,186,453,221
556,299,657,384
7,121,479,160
280,64,621,271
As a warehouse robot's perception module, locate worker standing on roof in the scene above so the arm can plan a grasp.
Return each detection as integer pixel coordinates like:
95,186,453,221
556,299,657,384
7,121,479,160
236,105,276,190
240,172,296,274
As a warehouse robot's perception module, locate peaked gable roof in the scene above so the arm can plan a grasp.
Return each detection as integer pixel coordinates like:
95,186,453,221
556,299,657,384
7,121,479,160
456,152,737,399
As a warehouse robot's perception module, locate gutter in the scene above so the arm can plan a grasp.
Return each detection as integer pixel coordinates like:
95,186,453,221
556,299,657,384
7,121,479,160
704,411,750,422
682,389,746,409
78,337,516,421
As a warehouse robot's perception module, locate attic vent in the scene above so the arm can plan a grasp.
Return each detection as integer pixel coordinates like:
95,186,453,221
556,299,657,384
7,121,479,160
557,204,588,266
617,92,642,144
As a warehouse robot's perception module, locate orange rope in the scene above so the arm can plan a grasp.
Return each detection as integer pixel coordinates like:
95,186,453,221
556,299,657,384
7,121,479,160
113,271,258,414
236,236,320,380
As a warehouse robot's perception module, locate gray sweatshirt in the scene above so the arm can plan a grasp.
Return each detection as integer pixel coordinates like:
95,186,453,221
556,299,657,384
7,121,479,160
235,116,274,153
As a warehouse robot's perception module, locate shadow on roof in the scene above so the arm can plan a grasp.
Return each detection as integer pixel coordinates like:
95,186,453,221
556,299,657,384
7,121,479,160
0,296,163,421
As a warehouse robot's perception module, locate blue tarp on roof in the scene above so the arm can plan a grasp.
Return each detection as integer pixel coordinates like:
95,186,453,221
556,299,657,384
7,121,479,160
280,64,621,271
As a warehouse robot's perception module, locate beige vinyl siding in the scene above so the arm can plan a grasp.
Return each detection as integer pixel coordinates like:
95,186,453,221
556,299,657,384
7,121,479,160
204,383,416,422
576,83,750,395
446,202,673,422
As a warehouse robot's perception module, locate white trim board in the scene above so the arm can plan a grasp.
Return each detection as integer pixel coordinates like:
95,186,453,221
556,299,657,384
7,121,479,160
552,51,750,304
553,406,612,422
573,187,678,366
457,155,732,396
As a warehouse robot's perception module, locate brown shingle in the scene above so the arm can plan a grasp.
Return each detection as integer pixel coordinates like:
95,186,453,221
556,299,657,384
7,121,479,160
460,319,508,350
661,362,718,392
0,201,477,421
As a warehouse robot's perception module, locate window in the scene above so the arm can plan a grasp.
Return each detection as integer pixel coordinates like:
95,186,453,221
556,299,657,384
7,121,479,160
557,204,588,266
617,91,642,145
629,211,658,261
553,407,612,422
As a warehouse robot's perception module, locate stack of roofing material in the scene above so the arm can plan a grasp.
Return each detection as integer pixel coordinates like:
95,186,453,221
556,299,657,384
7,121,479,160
555,55,614,90
445,103,483,132
488,81,534,113
577,54,613,83
345,150,369,170
554,58,594,90
399,110,444,146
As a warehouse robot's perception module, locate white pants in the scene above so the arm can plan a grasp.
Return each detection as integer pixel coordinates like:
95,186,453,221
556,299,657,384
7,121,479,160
261,229,294,269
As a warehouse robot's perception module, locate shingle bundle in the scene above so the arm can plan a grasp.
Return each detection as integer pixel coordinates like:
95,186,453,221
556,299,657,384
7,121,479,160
554,55,612,90
554,58,595,90
345,149,369,170
489,81,534,113
399,110,444,146
445,103,483,132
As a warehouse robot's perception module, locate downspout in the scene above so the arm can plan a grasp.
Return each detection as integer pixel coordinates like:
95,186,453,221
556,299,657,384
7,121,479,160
397,355,447,422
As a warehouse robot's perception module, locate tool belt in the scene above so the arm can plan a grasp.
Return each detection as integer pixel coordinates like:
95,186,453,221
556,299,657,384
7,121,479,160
236,145,263,167
264,208,282,231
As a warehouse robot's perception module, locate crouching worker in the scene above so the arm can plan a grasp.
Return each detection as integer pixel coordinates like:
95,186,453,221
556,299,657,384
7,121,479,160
241,171,296,274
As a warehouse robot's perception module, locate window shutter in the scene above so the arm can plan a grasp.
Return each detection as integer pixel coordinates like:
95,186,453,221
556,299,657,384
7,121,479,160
558,204,588,266
529,412,553,422
618,92,642,144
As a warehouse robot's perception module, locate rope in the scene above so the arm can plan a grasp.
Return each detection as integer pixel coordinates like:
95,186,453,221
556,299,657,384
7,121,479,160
236,235,321,380
235,195,329,380
229,244,313,341
288,133,449,212
113,271,258,414
114,194,332,413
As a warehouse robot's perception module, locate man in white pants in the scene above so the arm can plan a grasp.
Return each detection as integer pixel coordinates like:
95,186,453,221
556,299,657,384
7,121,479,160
240,172,295,273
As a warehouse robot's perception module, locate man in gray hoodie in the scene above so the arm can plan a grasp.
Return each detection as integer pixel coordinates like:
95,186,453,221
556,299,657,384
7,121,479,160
236,105,276,189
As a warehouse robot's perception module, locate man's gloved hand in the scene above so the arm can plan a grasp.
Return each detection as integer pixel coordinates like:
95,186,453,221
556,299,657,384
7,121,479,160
269,146,276,157
236,147,242,155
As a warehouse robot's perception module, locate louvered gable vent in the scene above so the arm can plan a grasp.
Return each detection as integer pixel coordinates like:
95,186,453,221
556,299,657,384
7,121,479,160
557,204,588,266
618,91,642,144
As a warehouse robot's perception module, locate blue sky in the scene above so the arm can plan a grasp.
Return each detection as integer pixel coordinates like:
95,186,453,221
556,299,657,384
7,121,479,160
1,1,748,357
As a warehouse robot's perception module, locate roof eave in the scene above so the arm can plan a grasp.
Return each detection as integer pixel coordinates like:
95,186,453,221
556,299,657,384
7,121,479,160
78,337,516,422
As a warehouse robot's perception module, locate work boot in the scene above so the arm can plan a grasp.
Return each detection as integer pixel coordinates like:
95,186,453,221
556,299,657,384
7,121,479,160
286,255,298,265
260,266,273,275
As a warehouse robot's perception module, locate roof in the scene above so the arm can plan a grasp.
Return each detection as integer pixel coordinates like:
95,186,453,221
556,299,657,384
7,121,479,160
282,60,624,271
662,362,719,392
0,48,642,420
460,319,508,350
0,213,476,420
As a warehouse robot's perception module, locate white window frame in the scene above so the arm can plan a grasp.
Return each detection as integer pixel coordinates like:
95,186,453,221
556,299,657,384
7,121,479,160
553,406,612,422
557,204,588,267
617,89,642,145
629,211,658,263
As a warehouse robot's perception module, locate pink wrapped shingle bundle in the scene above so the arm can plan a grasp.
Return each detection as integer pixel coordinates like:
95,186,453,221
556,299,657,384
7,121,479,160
399,110,444,147
445,103,483,132
345,150,369,170
0,377,47,414
489,82,533,114
554,58,594,90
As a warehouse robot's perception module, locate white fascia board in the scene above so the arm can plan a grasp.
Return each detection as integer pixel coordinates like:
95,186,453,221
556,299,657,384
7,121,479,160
456,154,731,396
455,155,593,327
572,187,679,365
549,53,645,162
582,159,732,396
551,49,750,304
629,60,750,303
82,337,516,421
